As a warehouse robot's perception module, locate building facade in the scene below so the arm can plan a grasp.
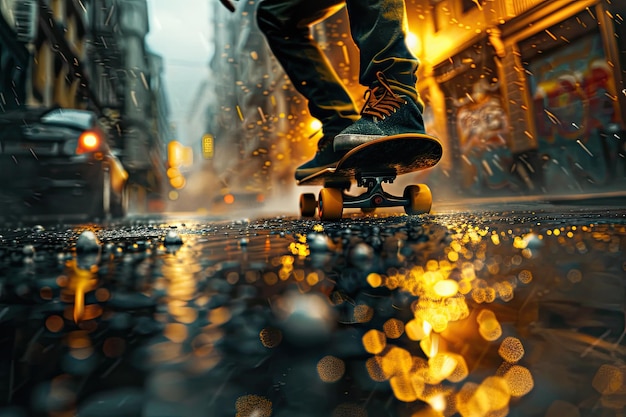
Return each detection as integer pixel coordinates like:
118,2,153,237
409,0,626,197
0,0,32,112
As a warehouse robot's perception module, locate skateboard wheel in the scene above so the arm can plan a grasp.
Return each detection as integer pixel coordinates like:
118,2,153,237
404,184,432,215
318,188,343,220
299,193,317,217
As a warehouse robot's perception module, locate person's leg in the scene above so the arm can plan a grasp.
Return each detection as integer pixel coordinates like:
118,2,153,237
334,0,426,150
256,0,359,137
257,0,360,180
347,0,419,100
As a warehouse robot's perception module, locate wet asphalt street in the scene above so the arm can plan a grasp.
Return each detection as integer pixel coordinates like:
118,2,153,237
0,201,625,417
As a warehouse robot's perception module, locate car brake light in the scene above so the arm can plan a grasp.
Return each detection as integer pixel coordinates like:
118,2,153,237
76,131,101,154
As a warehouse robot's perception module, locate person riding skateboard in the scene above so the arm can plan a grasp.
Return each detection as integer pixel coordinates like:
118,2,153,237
255,0,427,181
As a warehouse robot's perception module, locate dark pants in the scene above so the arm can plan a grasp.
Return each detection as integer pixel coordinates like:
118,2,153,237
256,0,419,137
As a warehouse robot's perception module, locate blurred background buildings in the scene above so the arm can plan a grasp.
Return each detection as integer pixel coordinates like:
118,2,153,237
0,0,173,213
2,0,625,213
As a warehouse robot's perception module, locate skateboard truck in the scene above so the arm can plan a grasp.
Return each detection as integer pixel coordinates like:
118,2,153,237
345,171,405,210
300,169,433,220
356,171,395,188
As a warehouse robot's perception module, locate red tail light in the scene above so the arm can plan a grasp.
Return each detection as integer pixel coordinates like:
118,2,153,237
76,131,102,154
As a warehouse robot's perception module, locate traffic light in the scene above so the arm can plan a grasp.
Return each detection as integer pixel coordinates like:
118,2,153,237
202,134,214,159
168,140,193,168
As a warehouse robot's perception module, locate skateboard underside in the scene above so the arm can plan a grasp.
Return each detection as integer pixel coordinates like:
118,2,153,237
297,134,443,220
297,134,443,186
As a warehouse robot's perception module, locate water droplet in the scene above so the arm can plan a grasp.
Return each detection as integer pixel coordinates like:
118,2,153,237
164,230,183,246
22,244,35,257
307,233,331,252
76,231,101,253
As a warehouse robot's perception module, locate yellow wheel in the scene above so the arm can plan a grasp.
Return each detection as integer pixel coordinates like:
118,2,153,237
404,184,432,215
299,193,317,217
318,188,343,220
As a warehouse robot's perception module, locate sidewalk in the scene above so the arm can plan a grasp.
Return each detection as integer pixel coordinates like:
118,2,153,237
434,190,626,212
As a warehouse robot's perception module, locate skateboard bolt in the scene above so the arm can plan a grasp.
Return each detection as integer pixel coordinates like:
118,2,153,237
373,195,384,206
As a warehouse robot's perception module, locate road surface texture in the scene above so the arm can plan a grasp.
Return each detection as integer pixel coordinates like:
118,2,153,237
0,201,624,417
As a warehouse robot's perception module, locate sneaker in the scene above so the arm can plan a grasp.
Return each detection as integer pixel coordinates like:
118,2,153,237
294,135,346,181
334,71,426,151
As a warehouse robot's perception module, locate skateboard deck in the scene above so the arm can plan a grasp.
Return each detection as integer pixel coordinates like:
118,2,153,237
297,133,442,186
297,133,443,220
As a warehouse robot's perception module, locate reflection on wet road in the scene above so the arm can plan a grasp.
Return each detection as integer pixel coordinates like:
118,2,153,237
0,207,624,417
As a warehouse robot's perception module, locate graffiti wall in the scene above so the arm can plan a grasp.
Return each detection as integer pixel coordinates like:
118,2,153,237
452,80,518,195
527,32,622,193
433,75,522,197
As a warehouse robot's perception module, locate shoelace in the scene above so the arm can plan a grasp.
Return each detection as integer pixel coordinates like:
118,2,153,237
360,71,406,120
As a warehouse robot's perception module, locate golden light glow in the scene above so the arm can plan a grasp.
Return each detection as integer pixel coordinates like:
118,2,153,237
433,279,459,298
209,306,232,326
382,346,413,378
478,376,511,412
446,353,469,383
427,353,458,384
235,395,272,417
63,259,98,324
170,175,186,190
353,304,374,323
390,373,420,402
164,323,188,343
420,333,439,358
168,140,193,168
518,270,533,284
362,329,387,354
306,272,320,286
427,393,447,413
78,131,100,153
498,337,525,363
40,287,53,300
477,309,502,341
592,364,624,395
406,30,420,55
366,356,388,382
503,366,534,397
353,216,550,408
456,382,479,417
167,167,179,178
383,318,405,339
309,118,323,132
67,331,91,349
259,327,283,348
224,194,235,204
367,272,383,287
317,355,345,383
405,318,429,341
45,315,64,333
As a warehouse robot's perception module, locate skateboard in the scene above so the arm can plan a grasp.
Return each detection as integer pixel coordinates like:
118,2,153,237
297,133,443,220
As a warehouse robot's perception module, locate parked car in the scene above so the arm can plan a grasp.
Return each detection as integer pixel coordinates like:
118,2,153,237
0,107,128,221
